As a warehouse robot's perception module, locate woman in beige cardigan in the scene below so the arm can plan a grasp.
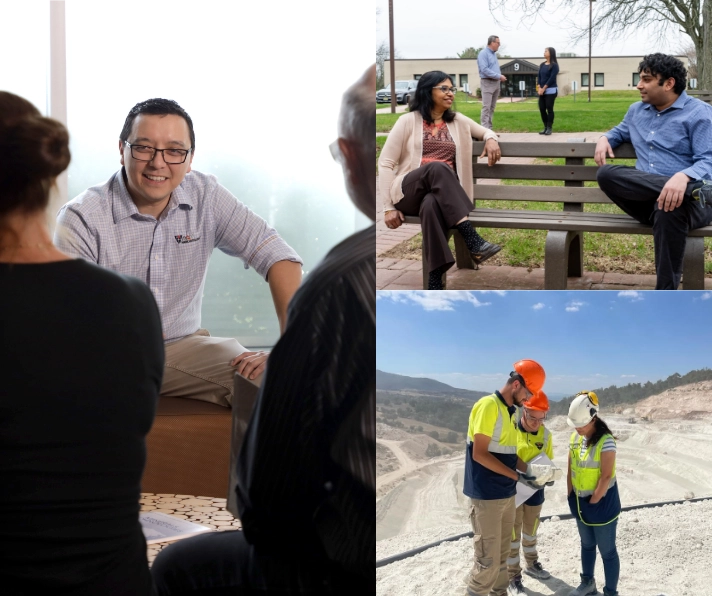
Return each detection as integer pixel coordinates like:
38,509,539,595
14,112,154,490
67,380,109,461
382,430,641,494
379,70,502,289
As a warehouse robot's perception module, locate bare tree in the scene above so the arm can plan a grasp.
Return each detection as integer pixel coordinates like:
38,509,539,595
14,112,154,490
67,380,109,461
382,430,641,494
488,0,712,89
678,42,698,80
376,41,402,90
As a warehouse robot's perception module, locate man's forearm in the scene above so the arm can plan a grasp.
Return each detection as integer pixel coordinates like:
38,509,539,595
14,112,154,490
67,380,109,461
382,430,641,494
267,260,302,334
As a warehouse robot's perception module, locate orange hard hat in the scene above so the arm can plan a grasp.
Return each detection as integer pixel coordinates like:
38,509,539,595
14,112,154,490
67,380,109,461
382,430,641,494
525,390,549,412
512,359,546,393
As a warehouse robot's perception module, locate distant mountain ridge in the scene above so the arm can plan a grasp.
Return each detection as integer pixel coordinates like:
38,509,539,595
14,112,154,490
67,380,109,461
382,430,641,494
376,370,488,400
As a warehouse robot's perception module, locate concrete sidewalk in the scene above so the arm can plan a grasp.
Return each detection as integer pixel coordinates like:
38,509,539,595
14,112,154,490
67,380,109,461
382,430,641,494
376,131,712,291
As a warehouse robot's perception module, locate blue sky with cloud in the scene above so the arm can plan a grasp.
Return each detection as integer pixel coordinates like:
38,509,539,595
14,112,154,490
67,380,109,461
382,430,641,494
377,291,712,396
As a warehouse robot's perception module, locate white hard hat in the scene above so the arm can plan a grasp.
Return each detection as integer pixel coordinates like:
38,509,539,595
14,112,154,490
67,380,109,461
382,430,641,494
567,391,599,428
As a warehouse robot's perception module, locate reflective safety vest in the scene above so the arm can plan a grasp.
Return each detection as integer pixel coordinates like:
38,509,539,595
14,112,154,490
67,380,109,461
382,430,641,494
467,394,517,455
516,424,552,463
569,432,617,497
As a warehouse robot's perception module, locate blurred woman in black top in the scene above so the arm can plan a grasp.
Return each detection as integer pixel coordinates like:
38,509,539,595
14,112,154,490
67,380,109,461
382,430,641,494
0,91,163,595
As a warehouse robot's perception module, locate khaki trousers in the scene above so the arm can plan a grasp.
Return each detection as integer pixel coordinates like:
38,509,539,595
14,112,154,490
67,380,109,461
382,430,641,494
162,329,262,407
467,496,515,596
480,78,501,131
508,502,543,580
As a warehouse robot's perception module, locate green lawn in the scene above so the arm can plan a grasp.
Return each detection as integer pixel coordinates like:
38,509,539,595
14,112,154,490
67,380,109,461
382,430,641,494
375,90,640,134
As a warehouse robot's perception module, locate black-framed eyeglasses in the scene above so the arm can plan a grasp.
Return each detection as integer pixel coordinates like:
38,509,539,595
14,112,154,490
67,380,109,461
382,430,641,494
124,141,192,164
434,85,457,94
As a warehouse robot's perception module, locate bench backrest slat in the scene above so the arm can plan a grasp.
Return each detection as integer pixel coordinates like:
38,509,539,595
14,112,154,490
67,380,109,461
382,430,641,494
468,141,636,207
473,164,600,181
472,185,612,204
471,141,637,158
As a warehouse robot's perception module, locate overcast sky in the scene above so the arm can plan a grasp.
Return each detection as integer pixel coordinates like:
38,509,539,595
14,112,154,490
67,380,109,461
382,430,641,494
375,0,686,59
376,291,712,396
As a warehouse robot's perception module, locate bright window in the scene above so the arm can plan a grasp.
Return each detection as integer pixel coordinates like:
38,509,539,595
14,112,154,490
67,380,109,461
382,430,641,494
7,1,371,348
595,73,605,87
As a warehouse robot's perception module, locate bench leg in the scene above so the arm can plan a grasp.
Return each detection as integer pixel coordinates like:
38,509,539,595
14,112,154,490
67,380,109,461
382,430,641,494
454,229,474,270
682,237,704,290
544,230,579,290
567,231,583,277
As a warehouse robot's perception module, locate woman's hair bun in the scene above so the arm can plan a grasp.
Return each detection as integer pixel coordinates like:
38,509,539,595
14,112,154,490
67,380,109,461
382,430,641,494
0,118,71,181
0,91,71,216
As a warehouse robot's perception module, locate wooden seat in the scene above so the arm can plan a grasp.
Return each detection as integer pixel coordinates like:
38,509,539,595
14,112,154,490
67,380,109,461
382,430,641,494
142,396,232,498
404,141,712,289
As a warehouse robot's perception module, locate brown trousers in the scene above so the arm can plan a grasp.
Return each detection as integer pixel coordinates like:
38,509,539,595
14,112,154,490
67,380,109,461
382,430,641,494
162,329,262,407
396,162,473,275
467,496,515,596
507,502,543,580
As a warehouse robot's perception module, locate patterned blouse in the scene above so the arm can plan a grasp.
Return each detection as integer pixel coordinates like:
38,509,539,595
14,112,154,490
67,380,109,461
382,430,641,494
421,120,456,171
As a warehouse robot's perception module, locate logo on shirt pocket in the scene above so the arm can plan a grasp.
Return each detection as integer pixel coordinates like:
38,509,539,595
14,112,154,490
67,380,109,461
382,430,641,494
535,442,544,449
174,234,201,244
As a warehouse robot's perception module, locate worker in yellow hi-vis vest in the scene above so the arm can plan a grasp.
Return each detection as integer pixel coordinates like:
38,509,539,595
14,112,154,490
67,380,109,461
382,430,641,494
566,391,621,596
464,360,558,596
506,390,555,596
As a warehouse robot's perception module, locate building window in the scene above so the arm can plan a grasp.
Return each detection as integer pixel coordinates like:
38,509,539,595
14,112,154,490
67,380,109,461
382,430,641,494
414,74,422,80
595,73,604,87
459,74,468,87
449,74,457,87
581,73,589,87
632,72,640,86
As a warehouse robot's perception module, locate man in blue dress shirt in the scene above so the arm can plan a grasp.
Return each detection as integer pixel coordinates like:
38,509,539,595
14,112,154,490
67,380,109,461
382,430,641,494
477,35,507,130
594,53,712,289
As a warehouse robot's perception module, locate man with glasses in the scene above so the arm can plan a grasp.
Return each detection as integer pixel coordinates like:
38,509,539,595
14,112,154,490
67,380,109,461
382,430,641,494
477,35,507,130
465,359,551,596
55,98,303,407
507,391,555,596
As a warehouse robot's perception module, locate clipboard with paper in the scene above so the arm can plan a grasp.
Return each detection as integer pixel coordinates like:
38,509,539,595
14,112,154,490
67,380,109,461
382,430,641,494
515,452,555,507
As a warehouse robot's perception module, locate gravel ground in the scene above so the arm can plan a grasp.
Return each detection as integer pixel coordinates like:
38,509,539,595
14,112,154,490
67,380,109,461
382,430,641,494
377,499,712,596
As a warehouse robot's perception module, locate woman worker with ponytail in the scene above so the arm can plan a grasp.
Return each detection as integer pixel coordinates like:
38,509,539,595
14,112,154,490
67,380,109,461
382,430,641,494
566,391,621,596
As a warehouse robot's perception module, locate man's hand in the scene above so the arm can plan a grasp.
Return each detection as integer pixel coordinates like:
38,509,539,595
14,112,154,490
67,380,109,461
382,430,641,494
500,75,507,82
384,210,405,229
594,136,615,166
480,138,501,166
517,471,544,490
657,172,690,212
231,350,268,381
537,87,544,96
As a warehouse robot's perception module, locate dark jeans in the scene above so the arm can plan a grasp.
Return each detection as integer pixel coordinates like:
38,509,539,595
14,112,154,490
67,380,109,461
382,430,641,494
396,161,474,274
597,164,712,289
575,518,619,593
538,92,557,126
151,530,366,596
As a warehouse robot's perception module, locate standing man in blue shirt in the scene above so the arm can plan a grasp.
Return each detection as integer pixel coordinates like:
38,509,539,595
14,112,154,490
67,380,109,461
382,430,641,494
477,36,507,131
594,53,712,289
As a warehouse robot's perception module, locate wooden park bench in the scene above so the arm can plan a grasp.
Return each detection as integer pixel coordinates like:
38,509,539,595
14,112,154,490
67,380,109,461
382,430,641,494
403,141,712,289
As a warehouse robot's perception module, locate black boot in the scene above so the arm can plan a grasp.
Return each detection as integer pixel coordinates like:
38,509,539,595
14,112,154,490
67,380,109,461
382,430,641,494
543,126,552,135
538,124,547,135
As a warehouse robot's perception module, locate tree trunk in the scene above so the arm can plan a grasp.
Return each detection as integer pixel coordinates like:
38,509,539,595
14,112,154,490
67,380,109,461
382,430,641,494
700,0,712,90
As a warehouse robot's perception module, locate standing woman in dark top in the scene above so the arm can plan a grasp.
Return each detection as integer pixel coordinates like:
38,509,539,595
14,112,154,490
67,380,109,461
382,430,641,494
0,91,164,595
537,47,560,135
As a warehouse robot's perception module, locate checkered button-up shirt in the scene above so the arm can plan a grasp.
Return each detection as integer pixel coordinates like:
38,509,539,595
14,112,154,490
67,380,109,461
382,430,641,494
55,169,302,342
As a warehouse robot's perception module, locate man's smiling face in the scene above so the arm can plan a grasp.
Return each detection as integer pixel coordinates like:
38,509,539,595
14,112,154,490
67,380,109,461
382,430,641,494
119,113,193,213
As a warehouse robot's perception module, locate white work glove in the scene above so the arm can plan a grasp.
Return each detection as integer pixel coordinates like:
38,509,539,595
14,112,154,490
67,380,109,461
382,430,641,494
517,471,544,490
525,463,563,485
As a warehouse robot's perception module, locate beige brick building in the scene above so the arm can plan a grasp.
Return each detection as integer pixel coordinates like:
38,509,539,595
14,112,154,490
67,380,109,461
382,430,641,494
383,56,689,97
